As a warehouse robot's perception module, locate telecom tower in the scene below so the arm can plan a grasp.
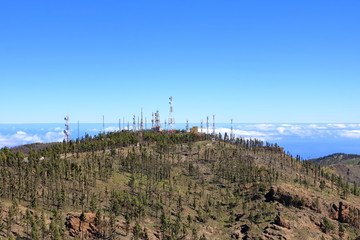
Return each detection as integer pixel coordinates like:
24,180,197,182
206,116,209,134
212,115,215,136
230,119,235,141
151,112,154,129
186,120,189,132
139,109,144,140
168,96,175,131
154,110,161,131
140,109,144,131
200,119,203,133
133,115,136,132
64,116,70,142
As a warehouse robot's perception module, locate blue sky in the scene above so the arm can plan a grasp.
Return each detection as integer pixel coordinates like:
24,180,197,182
1,1,359,123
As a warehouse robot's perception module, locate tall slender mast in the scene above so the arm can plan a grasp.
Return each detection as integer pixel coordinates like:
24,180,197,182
133,115,136,132
140,109,143,131
168,96,175,131
230,119,234,141
186,120,189,132
212,114,215,136
64,116,70,142
151,112,154,129
200,119,203,133
206,116,209,135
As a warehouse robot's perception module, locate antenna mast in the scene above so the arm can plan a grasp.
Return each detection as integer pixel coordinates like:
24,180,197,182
140,108,144,131
133,115,136,132
186,120,189,132
64,116,70,142
212,114,215,136
200,119,203,133
206,116,209,135
168,96,175,131
153,110,161,131
151,112,154,129
139,109,144,140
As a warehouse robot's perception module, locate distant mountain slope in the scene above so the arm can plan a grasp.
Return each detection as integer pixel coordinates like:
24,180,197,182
310,153,360,185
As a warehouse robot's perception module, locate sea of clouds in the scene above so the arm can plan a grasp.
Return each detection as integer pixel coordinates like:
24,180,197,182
1,123,360,159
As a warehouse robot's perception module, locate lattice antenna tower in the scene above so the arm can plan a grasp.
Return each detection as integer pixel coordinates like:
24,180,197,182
137,116,140,130
139,109,144,140
155,110,161,128
151,112,154,129
168,96,175,131
133,115,136,132
64,116,70,142
200,119,203,133
186,120,189,132
140,108,144,131
212,115,215,136
206,116,209,134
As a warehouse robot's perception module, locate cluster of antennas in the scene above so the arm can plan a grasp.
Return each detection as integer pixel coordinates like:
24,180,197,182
151,110,162,132
64,116,70,142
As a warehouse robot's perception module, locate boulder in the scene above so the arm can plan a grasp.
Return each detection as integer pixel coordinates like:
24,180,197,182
274,212,290,229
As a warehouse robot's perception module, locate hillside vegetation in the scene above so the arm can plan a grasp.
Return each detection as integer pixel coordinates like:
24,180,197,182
0,131,359,239
310,153,360,187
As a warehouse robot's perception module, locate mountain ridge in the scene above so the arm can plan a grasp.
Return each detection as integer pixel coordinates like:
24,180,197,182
0,131,359,239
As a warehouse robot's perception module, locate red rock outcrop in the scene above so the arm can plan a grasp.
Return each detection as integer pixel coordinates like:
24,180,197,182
65,212,99,238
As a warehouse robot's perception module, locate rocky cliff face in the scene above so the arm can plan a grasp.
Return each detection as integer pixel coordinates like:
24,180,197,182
259,184,360,239
65,213,99,238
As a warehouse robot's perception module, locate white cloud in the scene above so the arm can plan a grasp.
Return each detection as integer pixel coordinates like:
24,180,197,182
213,127,280,141
339,130,360,138
44,131,65,142
277,127,286,134
0,131,42,148
104,126,119,132
308,124,327,129
243,124,275,131
327,124,347,129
